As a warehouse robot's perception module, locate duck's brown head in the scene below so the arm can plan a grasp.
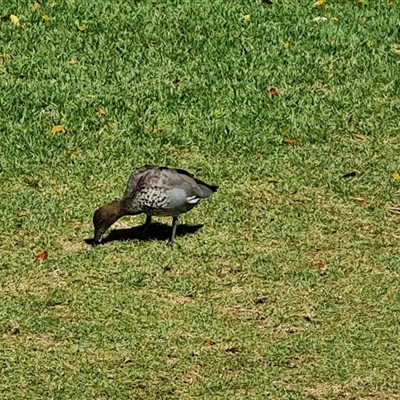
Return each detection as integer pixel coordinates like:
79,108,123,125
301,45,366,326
93,201,122,245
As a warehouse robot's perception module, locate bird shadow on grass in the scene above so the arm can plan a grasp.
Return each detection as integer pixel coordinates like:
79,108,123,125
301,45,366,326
84,222,204,246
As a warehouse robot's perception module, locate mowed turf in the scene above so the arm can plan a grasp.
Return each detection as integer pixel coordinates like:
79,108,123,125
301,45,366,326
1,0,400,398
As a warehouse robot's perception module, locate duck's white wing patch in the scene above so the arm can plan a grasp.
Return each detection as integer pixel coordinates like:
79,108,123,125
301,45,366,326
186,195,200,204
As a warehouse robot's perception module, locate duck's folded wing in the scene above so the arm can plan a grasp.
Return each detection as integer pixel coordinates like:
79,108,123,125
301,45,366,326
162,169,218,199
122,165,155,199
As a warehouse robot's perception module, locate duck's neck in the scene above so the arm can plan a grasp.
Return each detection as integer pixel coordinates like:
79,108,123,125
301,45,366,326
119,198,141,216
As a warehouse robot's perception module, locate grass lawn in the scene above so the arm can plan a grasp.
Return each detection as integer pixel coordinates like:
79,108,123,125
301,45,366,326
1,0,400,398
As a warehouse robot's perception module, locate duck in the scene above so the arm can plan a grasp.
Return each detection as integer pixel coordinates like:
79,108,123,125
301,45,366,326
92,165,218,245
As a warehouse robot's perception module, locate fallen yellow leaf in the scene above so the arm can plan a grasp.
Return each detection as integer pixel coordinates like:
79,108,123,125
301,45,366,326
313,16,328,23
98,107,106,116
243,14,251,21
42,14,50,21
283,138,297,145
10,14,20,25
389,0,395,5
393,48,400,55
51,125,66,134
65,149,79,156
393,173,400,180
352,133,365,141
284,42,291,49
78,25,86,32
67,59,77,65
314,0,325,6
17,210,29,217
32,2,41,11
214,108,222,115
331,17,338,22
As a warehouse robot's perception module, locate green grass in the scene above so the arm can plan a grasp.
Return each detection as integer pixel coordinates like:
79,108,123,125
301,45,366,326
1,0,400,398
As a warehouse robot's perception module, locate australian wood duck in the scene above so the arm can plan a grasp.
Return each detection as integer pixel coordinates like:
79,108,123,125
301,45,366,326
93,165,218,245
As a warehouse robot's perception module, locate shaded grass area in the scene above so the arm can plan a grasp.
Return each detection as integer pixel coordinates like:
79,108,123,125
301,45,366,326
1,0,400,398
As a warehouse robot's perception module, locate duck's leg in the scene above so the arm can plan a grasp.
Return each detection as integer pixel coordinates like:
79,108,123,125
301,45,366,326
168,216,179,245
141,215,152,238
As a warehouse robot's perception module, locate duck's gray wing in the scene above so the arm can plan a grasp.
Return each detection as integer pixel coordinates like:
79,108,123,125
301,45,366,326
122,165,155,199
160,168,218,198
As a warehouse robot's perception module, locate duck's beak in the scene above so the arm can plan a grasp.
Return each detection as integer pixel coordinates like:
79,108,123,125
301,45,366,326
93,231,103,246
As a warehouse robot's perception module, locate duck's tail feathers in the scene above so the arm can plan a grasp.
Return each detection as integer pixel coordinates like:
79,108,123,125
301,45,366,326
194,178,219,197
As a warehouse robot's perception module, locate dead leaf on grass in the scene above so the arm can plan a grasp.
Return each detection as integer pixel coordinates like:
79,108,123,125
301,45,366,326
268,87,280,97
283,137,296,145
17,210,29,217
65,149,79,156
352,133,365,141
98,107,106,116
312,262,325,269
314,0,325,6
392,173,400,180
10,14,20,25
32,2,41,11
351,197,369,206
35,251,48,261
313,16,327,22
51,125,66,134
